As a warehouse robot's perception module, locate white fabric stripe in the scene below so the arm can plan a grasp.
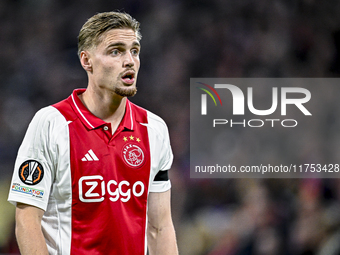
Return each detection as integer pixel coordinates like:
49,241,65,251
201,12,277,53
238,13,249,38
88,149,99,161
53,108,72,255
128,101,133,130
144,110,173,193
149,180,171,192
144,199,149,255
71,93,94,129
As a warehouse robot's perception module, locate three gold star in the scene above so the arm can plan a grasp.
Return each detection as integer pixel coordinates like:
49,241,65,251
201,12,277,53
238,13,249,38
123,136,141,142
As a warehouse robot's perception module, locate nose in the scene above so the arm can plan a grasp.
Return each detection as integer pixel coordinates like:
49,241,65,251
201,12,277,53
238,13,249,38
123,52,134,68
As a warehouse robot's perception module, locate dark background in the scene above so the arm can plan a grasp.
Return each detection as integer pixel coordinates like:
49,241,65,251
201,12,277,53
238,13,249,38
1,0,340,254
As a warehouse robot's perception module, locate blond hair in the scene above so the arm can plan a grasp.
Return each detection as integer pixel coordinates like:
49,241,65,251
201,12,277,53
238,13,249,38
77,11,141,57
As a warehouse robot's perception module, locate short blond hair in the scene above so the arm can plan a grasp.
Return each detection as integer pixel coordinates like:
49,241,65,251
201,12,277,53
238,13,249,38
77,11,141,57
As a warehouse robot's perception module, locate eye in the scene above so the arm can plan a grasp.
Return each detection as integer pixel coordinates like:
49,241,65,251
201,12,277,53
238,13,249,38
111,49,120,56
131,48,139,56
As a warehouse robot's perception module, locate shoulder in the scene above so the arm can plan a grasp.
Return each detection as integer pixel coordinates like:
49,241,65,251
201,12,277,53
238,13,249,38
28,106,71,140
146,110,168,129
144,110,172,149
134,104,169,134
31,106,68,127
129,101,169,131
18,106,70,156
33,94,77,126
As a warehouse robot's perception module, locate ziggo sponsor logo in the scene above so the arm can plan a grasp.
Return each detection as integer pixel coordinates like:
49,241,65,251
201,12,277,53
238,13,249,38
78,175,145,203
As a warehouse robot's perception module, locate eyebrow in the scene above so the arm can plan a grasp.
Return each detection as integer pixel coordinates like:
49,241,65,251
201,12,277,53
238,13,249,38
107,41,140,48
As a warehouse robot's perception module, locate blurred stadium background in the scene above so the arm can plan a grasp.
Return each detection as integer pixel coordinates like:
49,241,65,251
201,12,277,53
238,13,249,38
1,0,340,254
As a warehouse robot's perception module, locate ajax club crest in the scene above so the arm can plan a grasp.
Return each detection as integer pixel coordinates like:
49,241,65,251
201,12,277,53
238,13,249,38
122,143,145,168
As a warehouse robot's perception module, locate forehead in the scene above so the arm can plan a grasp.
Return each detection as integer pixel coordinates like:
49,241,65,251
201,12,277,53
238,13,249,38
99,28,139,48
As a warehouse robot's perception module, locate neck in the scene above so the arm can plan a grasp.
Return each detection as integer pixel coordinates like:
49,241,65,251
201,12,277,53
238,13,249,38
79,86,127,132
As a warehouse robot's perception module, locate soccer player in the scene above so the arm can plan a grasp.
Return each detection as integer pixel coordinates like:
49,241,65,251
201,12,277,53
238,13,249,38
8,11,178,255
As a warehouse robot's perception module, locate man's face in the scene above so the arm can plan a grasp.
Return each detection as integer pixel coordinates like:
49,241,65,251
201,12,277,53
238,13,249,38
86,28,141,97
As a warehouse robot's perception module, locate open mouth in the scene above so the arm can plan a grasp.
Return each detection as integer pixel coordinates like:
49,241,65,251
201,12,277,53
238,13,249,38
121,71,135,84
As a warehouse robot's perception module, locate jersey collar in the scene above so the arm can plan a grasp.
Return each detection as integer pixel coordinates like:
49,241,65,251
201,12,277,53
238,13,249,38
70,89,135,131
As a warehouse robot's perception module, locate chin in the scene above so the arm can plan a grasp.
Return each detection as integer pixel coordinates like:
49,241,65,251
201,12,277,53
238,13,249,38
114,87,137,97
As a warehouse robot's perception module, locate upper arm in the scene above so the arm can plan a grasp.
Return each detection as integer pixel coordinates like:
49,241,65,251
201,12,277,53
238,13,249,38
16,202,45,238
8,107,64,211
147,190,178,255
15,203,49,255
16,202,45,225
147,189,172,229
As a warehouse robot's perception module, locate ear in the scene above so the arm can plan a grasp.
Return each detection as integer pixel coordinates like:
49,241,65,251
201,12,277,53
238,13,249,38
80,51,93,72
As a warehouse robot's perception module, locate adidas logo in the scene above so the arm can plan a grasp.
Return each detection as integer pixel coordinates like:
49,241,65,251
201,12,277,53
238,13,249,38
81,149,99,161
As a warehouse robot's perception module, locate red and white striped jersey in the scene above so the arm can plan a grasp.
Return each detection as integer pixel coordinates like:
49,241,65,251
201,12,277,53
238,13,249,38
8,89,173,254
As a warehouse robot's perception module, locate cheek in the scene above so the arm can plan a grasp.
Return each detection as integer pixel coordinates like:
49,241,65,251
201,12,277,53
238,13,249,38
135,59,141,70
94,66,118,83
100,62,118,76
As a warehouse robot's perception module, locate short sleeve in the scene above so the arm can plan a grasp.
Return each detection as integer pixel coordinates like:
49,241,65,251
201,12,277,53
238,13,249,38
148,115,173,193
8,106,59,211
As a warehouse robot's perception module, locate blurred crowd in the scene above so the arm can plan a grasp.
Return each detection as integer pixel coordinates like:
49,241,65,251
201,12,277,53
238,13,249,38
1,0,340,254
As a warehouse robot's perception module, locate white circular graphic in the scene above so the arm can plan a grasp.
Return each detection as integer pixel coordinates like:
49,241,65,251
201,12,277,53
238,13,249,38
122,144,145,167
